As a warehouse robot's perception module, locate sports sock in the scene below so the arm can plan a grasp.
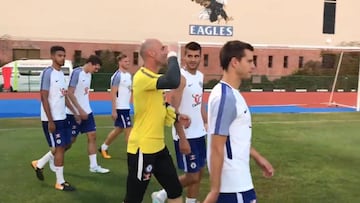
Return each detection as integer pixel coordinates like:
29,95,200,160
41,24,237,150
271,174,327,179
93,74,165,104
158,189,167,200
186,197,197,203
101,144,108,151
89,154,98,168
37,151,53,168
54,166,65,184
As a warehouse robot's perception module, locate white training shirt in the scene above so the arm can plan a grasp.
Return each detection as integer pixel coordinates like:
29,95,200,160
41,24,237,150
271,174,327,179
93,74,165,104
207,81,254,193
111,70,132,110
173,68,206,140
66,67,92,115
40,67,67,121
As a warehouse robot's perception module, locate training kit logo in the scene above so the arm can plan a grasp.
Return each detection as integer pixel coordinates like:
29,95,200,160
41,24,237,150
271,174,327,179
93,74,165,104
189,0,233,36
192,94,202,107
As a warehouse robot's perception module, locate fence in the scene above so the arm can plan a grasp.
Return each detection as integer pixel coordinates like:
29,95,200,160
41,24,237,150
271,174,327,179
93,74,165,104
91,73,358,92
0,72,357,92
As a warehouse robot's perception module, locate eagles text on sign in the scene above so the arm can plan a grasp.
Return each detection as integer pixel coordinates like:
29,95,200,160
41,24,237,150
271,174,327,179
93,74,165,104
189,25,233,36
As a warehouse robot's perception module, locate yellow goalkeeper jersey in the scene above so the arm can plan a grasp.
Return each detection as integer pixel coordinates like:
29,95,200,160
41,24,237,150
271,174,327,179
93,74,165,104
127,67,166,154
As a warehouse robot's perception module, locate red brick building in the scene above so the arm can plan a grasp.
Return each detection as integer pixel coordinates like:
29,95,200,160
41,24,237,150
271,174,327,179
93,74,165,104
0,38,329,82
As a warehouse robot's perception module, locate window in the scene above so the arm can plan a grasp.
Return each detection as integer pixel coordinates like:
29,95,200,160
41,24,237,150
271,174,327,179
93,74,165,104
268,56,273,68
95,50,102,56
204,54,209,67
74,50,82,64
322,54,336,68
283,56,288,68
323,1,336,34
12,49,40,60
113,51,121,58
133,52,139,65
299,56,304,68
253,55,257,67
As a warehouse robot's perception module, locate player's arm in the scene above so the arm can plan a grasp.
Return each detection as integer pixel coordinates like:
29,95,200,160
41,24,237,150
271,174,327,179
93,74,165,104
67,87,84,115
156,53,181,89
67,70,87,120
201,89,208,127
110,73,121,121
208,134,227,197
170,75,191,154
110,86,119,120
40,90,55,131
65,95,80,123
40,70,55,133
250,147,274,178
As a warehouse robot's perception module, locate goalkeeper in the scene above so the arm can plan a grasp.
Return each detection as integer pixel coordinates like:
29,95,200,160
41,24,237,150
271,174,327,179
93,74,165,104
124,38,191,203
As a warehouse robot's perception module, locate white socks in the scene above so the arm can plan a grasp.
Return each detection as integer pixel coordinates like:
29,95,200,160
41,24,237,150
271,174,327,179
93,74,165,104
101,144,109,151
158,189,167,200
37,151,53,168
89,154,98,168
186,197,197,203
54,166,65,184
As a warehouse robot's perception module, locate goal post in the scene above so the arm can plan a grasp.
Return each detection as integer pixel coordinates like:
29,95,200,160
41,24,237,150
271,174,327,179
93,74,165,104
326,48,360,111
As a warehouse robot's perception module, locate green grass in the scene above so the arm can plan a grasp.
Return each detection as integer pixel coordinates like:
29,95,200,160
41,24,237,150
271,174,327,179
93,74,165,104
1,113,360,203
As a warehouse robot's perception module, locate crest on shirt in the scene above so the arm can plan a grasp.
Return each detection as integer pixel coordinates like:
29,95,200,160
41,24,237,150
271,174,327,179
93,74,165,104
84,87,89,95
192,94,202,107
60,88,67,97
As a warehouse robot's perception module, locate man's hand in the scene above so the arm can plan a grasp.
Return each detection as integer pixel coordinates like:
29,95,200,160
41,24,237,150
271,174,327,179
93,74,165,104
203,190,219,203
48,121,56,134
111,110,118,121
204,123,208,131
167,44,178,54
178,114,191,128
256,156,274,178
179,138,191,155
79,109,88,120
74,114,81,125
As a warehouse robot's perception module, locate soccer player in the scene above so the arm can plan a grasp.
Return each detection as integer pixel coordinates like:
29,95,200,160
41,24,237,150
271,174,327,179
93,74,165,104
124,38,191,203
99,53,132,159
31,45,76,191
204,40,274,203
66,55,109,173
152,42,207,203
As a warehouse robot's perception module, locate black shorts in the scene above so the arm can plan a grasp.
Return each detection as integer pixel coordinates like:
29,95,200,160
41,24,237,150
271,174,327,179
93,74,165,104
124,147,182,203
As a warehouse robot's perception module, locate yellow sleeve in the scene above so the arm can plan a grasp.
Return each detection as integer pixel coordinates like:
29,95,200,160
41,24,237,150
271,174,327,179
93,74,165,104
135,69,159,91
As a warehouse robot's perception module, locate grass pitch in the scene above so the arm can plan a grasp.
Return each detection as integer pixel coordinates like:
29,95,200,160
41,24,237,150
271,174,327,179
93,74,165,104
0,113,360,203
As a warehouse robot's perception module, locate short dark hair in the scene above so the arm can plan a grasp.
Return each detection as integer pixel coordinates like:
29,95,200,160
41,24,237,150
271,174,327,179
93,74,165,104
50,46,65,55
220,40,254,70
185,41,202,54
86,55,102,66
116,53,127,62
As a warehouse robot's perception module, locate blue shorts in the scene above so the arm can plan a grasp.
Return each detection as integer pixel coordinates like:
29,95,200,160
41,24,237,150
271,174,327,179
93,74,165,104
42,119,72,147
67,113,96,137
114,109,132,128
174,136,206,173
217,189,257,203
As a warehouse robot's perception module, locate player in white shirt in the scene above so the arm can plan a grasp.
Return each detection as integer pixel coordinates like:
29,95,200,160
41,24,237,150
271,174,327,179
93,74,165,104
31,46,77,191
66,55,109,173
99,53,132,158
204,41,274,203
152,42,207,203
